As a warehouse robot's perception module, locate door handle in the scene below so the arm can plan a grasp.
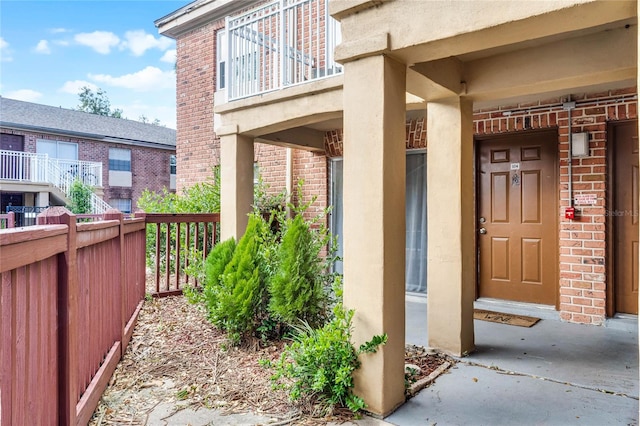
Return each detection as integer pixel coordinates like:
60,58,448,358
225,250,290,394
479,228,487,235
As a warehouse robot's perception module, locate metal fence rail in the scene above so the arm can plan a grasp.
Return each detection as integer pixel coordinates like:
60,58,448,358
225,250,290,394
6,206,49,227
226,0,342,100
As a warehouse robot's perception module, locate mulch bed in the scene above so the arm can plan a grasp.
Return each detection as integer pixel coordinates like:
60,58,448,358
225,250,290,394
89,296,453,425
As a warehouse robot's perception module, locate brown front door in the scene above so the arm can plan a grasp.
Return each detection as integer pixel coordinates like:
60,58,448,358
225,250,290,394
612,121,639,314
478,131,558,305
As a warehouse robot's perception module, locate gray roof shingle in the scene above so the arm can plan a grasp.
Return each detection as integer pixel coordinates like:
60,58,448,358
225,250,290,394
0,97,176,148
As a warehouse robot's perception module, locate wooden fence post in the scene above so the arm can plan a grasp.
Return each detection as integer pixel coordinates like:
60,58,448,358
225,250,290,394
104,209,126,356
37,207,78,426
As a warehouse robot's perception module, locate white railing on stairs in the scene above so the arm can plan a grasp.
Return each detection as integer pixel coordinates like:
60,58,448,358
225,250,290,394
0,150,111,214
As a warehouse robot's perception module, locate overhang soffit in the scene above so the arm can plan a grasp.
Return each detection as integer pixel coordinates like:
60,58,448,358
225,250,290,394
408,23,636,102
353,1,637,65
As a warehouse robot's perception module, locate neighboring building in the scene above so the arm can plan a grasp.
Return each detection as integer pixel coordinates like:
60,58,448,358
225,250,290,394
0,97,176,224
157,0,638,415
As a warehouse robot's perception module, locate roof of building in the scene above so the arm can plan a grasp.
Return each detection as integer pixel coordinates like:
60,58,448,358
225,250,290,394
155,0,261,39
0,97,176,149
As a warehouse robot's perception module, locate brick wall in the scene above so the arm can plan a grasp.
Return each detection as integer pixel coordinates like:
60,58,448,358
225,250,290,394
0,127,174,212
475,87,637,324
292,150,328,224
255,143,287,194
324,117,428,158
175,20,222,192
253,143,327,225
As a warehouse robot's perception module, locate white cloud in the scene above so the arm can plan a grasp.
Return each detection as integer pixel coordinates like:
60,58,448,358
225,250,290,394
51,28,70,34
0,37,13,62
35,40,51,54
89,66,175,92
74,31,120,54
121,30,173,56
160,49,176,64
59,80,98,95
54,40,70,47
5,89,43,102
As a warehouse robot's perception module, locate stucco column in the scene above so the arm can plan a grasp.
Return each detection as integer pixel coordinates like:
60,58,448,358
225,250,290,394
426,97,475,356
218,126,254,241
36,191,49,207
342,54,406,416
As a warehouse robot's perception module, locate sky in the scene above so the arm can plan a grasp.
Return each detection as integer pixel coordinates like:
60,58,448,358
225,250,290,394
0,0,192,129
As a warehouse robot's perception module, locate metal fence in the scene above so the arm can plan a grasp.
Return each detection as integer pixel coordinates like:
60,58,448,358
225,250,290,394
6,206,49,227
226,0,342,100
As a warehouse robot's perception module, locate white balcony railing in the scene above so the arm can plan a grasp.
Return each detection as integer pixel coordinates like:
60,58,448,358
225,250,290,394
225,0,342,101
0,150,111,214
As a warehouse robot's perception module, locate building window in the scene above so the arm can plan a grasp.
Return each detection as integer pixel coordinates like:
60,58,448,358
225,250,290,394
36,140,78,160
253,162,259,185
111,198,132,214
217,30,226,90
329,153,427,293
109,148,131,171
170,155,177,175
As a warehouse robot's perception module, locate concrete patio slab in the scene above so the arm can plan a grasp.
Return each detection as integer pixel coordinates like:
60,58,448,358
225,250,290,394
392,298,639,426
386,363,637,426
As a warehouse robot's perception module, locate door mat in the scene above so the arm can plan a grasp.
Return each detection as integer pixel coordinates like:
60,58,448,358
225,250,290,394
473,309,540,327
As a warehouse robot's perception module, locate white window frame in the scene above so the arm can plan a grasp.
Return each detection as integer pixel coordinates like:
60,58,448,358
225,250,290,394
110,198,132,214
170,155,177,175
36,139,78,160
216,29,227,90
109,148,131,172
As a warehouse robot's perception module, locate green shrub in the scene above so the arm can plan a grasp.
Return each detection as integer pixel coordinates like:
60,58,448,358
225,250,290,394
209,215,270,343
270,303,387,414
269,214,326,327
67,179,93,214
192,237,236,308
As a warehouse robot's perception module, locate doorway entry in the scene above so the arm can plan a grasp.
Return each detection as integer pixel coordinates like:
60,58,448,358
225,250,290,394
477,130,558,305
610,120,639,315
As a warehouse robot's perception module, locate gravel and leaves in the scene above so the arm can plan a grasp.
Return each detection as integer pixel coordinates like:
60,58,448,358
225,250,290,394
90,296,453,425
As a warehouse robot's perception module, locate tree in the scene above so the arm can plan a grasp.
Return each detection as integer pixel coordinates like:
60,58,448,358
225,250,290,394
76,86,123,118
67,179,93,214
138,115,162,126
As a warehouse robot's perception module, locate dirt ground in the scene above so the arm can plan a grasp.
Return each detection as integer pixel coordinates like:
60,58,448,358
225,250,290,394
89,296,452,425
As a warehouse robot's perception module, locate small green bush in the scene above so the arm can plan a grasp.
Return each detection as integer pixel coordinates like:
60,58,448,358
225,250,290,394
270,303,387,414
210,215,270,343
192,237,236,308
67,179,93,214
269,214,326,327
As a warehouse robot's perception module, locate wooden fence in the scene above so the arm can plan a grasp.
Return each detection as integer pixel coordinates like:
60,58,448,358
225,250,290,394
145,213,220,297
0,211,15,228
0,207,146,426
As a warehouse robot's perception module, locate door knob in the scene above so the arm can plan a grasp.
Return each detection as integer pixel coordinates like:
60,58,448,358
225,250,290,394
479,228,487,234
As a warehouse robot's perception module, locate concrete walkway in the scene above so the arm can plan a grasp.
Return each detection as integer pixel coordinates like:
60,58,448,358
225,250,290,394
387,297,639,426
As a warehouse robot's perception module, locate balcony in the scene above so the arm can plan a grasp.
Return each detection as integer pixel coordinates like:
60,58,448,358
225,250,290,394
0,150,111,213
224,0,342,101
